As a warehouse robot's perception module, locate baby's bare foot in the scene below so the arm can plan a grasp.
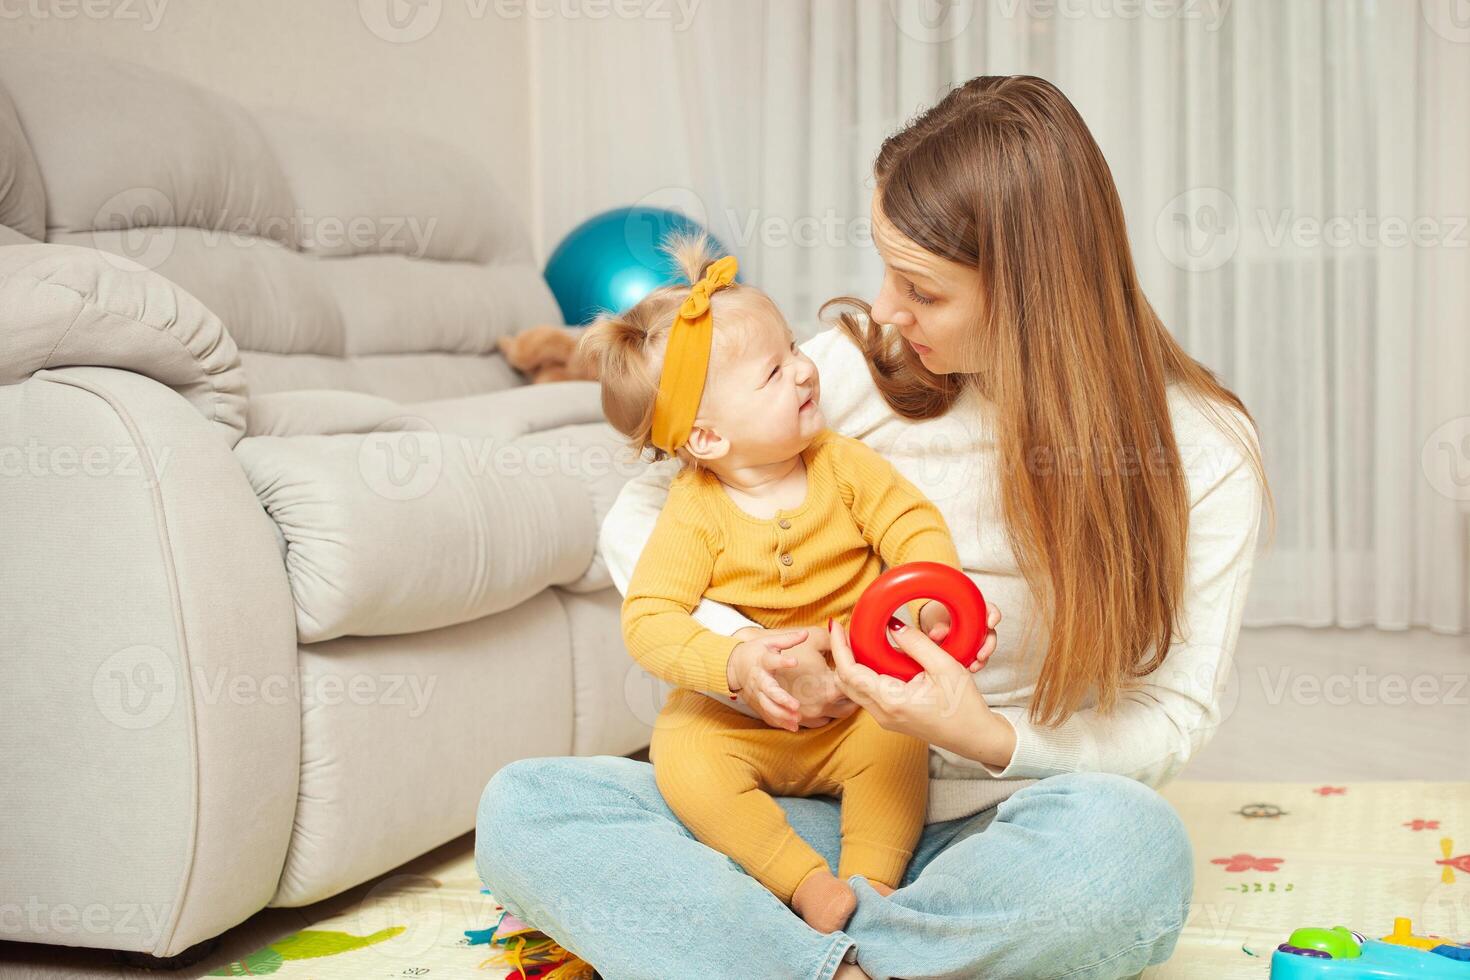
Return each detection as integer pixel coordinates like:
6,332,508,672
792,869,857,933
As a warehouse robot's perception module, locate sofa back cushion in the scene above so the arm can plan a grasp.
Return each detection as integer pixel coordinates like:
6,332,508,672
0,51,557,400
0,79,44,241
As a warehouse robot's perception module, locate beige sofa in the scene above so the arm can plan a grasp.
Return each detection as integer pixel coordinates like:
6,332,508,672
0,51,651,961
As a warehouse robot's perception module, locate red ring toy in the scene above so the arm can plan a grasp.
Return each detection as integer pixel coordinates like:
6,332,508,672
848,562,987,681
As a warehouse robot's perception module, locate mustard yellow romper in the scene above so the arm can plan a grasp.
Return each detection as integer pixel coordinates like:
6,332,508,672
621,428,962,902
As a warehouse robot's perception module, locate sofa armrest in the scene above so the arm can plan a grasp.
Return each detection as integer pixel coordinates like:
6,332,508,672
0,366,298,956
0,242,248,447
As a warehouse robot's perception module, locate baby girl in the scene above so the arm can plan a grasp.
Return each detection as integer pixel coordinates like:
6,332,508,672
579,237,962,933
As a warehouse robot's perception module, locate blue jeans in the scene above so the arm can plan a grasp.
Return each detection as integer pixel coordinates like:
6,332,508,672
476,755,1191,980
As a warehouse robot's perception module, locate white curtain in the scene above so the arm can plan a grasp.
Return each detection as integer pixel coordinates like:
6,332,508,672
530,0,1469,632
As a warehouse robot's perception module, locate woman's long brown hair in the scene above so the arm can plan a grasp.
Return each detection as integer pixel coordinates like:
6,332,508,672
827,75,1267,727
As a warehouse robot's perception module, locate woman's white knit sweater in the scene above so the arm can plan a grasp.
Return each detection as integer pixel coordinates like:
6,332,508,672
599,326,1265,824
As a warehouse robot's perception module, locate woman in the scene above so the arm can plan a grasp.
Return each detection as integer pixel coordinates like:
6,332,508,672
476,75,1265,979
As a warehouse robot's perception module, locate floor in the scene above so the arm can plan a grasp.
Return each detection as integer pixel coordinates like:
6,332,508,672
1,626,1465,979
1176,626,1467,782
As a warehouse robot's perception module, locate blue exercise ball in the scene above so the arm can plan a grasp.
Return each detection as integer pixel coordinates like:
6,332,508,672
543,207,737,326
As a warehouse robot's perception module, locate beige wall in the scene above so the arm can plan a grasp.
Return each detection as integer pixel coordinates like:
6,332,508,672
0,0,533,228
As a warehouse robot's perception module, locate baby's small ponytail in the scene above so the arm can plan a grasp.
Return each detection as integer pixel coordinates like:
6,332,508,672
663,232,721,290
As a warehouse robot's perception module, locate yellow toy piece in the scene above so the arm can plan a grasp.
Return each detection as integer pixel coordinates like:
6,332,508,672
1381,916,1447,951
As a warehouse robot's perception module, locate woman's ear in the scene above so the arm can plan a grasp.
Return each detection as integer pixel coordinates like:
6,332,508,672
683,423,730,462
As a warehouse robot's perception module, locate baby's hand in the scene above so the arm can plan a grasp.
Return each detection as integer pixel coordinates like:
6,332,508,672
918,601,952,642
734,625,854,730
969,603,1003,672
727,632,805,732
918,602,1003,673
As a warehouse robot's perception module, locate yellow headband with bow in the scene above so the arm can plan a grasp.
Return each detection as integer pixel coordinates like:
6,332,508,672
650,255,739,454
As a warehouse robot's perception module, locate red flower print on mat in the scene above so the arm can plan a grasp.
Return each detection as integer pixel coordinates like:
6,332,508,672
1211,853,1285,873
1404,820,1441,831
1313,786,1347,796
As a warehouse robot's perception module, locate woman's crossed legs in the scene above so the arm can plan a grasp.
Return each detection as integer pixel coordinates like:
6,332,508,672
476,755,1191,980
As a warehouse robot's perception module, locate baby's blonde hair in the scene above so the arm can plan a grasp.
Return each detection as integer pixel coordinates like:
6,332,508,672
578,233,776,462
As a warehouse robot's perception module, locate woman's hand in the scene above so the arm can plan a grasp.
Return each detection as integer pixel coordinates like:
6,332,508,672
829,606,1016,769
732,625,858,731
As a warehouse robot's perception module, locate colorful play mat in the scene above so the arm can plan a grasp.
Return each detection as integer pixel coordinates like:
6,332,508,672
203,781,1468,979
1151,781,1468,978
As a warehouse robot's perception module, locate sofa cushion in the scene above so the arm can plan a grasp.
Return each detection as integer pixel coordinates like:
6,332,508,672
246,390,409,438
233,382,635,641
0,51,296,245
47,232,558,361
410,382,637,594
321,254,557,356
503,421,639,594
247,380,607,440
0,51,562,400
256,111,527,265
238,351,522,402
410,380,606,438
272,593,577,907
0,78,44,241
49,229,347,356
235,426,595,642
0,244,248,446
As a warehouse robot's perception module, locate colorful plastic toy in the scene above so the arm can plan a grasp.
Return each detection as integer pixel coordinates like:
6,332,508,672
848,562,986,681
1270,918,1470,977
